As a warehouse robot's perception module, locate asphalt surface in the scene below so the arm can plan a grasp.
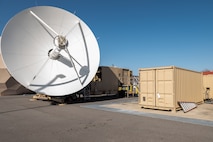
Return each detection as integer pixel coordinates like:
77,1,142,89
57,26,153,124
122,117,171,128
0,95,213,142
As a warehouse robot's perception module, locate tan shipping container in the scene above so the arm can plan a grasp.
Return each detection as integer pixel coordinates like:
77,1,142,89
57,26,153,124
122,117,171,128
202,72,213,100
90,66,132,95
139,66,203,111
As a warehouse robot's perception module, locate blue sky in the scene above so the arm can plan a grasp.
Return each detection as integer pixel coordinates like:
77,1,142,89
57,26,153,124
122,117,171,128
0,0,213,75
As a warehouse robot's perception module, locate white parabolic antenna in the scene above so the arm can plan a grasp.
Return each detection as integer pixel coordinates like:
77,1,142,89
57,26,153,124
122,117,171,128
1,6,100,96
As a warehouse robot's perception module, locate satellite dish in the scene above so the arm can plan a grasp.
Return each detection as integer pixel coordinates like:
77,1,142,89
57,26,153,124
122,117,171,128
1,6,100,96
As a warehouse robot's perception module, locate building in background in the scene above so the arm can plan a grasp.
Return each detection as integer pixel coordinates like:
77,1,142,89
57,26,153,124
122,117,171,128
202,71,213,100
90,66,138,97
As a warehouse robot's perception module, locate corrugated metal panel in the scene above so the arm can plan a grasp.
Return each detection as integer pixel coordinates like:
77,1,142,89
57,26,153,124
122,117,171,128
174,67,203,107
139,66,203,111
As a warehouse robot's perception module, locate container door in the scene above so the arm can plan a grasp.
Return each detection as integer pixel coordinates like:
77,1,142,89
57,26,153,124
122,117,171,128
139,70,156,106
156,69,174,107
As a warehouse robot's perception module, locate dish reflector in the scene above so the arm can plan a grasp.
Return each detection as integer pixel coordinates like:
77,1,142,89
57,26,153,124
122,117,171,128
1,6,100,96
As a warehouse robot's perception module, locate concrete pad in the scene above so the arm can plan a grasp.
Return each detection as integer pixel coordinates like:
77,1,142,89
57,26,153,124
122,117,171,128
102,100,213,121
82,98,213,127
